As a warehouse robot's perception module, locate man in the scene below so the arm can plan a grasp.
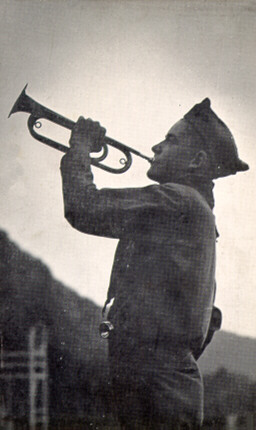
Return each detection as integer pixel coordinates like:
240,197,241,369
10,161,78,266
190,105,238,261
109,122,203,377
60,99,248,429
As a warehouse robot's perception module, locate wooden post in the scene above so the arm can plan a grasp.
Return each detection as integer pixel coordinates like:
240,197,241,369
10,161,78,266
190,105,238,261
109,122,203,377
225,414,238,429
28,325,48,430
0,325,48,429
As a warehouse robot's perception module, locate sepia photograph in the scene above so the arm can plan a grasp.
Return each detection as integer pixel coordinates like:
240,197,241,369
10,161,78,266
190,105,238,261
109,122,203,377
0,0,255,428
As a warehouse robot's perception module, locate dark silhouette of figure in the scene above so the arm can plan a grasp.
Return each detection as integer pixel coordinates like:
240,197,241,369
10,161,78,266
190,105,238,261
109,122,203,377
60,99,248,429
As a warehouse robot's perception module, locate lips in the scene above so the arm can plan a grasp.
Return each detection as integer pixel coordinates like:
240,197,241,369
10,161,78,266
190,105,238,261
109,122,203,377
151,156,159,164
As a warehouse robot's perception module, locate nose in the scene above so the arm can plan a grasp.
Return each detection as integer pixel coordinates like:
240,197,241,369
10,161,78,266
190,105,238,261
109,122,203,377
151,142,163,154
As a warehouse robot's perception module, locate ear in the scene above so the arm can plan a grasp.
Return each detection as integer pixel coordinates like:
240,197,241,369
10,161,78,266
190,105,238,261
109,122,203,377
189,150,208,170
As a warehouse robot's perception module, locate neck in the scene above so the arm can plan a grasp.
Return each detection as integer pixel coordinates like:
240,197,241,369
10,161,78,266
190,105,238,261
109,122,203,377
174,174,215,209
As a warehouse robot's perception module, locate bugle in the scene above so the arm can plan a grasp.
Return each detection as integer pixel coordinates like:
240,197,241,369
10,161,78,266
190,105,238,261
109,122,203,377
8,85,152,174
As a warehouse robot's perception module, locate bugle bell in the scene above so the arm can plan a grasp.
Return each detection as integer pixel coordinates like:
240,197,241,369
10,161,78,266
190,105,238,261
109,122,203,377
8,85,152,174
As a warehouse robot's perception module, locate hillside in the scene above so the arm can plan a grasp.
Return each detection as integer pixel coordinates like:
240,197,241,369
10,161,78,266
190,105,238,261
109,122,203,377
199,330,256,381
0,230,109,420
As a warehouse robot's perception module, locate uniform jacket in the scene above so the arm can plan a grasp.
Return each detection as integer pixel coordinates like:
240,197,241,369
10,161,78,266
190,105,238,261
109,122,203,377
60,148,217,424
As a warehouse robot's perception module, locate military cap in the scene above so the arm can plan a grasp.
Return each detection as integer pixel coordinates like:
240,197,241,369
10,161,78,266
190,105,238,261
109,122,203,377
183,98,249,178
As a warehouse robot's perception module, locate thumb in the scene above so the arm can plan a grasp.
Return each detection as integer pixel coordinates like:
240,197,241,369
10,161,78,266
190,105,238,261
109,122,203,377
70,116,87,147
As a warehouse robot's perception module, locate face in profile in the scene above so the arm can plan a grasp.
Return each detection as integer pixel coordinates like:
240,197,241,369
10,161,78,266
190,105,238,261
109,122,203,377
147,120,200,184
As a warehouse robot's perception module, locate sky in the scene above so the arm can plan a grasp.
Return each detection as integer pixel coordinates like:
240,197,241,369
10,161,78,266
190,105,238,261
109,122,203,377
0,0,255,338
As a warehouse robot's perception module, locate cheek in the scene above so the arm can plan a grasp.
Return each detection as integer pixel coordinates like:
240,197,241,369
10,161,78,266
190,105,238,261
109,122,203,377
170,148,190,167
164,148,181,169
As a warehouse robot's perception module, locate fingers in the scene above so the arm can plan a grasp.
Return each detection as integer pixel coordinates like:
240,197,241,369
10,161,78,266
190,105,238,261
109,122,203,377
69,116,86,147
70,117,106,152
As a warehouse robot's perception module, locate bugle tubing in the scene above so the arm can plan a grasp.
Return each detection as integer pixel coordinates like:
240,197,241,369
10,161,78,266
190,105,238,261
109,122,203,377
8,85,152,174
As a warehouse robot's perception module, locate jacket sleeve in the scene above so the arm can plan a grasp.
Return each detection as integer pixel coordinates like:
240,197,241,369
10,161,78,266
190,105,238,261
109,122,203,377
60,147,185,239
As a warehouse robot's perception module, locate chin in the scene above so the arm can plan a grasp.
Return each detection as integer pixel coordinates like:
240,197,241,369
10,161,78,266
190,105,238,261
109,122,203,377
147,167,158,181
147,167,164,183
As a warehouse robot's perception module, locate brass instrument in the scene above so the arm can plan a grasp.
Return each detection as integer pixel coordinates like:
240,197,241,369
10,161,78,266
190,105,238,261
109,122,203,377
9,85,152,173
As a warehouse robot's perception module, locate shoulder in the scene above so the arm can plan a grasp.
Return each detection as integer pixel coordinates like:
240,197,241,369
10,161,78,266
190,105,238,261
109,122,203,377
160,182,214,217
161,182,196,197
154,182,204,205
144,183,188,208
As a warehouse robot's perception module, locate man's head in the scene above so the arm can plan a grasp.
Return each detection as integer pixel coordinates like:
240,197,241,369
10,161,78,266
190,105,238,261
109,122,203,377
147,98,249,184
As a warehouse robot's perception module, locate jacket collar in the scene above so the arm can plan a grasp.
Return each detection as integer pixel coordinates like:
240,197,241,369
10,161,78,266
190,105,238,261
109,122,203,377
175,174,215,210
